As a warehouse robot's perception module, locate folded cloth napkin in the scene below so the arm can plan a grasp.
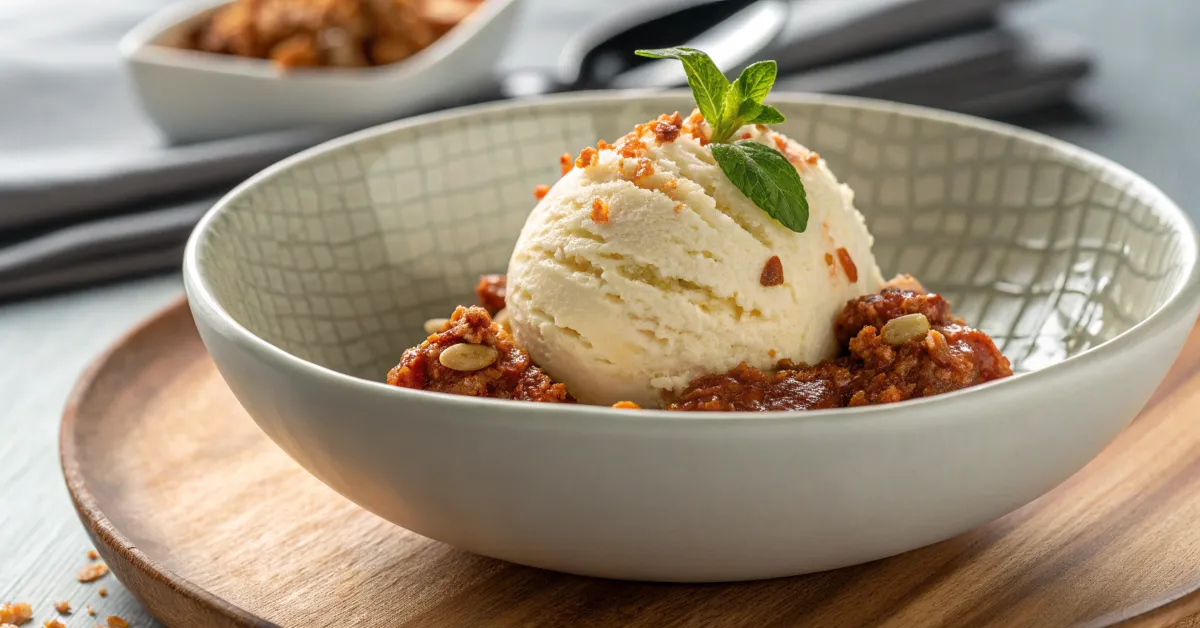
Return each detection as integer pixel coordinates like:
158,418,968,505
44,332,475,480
0,0,1089,301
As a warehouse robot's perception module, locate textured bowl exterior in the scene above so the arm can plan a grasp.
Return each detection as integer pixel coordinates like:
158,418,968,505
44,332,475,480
184,92,1200,581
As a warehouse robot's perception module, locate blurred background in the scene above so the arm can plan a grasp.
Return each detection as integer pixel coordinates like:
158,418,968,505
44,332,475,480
0,0,1194,302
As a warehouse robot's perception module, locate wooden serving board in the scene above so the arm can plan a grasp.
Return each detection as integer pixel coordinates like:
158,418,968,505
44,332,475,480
61,299,1200,628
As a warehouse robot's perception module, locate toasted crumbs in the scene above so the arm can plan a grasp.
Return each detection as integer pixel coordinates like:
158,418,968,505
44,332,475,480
87,550,99,561
616,132,646,159
836,247,858,283
559,153,572,175
769,349,777,358
43,621,64,628
105,617,128,628
597,139,611,150
632,158,654,179
825,253,834,266
652,112,683,144
53,601,70,615
663,179,679,191
673,202,686,214
682,110,709,145
575,146,598,168
760,255,784,287
86,606,95,617
805,152,820,165
97,589,107,598
533,184,550,200
590,198,610,223
0,602,32,625
740,131,752,139
612,401,641,409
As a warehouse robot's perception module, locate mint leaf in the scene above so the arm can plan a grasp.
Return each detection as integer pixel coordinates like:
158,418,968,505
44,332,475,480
748,105,785,125
732,60,776,104
635,48,729,133
711,140,809,233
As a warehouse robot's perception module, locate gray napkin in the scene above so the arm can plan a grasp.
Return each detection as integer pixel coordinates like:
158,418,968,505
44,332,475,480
0,0,1089,301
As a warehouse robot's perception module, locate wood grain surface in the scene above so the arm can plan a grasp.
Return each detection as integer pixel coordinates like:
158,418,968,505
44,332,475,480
59,298,1200,628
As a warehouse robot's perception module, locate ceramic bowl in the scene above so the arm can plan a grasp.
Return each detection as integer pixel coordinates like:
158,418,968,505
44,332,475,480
183,92,1200,582
119,0,520,143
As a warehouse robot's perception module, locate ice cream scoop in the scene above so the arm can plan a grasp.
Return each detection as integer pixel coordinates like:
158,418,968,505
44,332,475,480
506,113,884,407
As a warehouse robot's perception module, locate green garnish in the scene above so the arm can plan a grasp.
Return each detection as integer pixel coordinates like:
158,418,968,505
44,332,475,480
635,47,808,233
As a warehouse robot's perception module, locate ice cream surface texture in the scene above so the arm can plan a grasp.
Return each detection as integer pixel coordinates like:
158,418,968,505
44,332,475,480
506,114,884,407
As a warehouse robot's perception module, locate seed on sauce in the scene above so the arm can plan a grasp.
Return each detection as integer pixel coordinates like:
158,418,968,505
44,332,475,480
760,255,784,287
591,198,610,223
439,343,499,372
836,247,858,283
881,313,931,346
533,184,550,199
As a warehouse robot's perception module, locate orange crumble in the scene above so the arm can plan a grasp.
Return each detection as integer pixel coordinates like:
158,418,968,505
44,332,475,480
78,563,109,583
769,349,777,358
805,152,820,165
53,601,70,615
825,253,834,266
673,202,685,214
772,135,788,152
590,198,610,223
760,255,784,287
42,620,64,628
597,139,611,150
97,589,107,598
106,617,128,628
575,146,598,168
632,158,654,179
86,606,96,617
533,184,550,200
0,602,33,625
652,111,683,144
681,110,708,145
836,247,858,283
559,153,572,175
612,401,640,409
86,550,99,561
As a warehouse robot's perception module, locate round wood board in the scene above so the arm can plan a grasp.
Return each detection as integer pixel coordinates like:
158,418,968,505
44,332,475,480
61,299,1200,628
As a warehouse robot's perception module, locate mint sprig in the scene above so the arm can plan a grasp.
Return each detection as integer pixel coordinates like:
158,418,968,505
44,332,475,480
635,47,808,233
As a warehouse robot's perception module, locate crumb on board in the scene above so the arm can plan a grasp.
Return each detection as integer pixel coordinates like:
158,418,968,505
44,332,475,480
78,563,109,583
87,550,99,561
0,601,32,625
106,616,128,628
42,620,65,628
86,606,96,617
52,601,69,615
97,589,107,598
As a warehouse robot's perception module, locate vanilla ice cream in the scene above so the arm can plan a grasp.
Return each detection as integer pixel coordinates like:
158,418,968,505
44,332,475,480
506,114,884,407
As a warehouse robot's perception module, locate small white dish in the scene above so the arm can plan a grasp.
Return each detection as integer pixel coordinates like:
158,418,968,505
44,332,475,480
119,0,521,143
184,92,1200,582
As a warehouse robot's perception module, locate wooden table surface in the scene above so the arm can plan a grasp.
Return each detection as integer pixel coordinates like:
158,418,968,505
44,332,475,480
3,0,1199,625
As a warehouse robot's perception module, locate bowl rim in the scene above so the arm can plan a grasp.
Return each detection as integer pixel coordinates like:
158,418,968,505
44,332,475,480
118,0,520,81
183,89,1200,422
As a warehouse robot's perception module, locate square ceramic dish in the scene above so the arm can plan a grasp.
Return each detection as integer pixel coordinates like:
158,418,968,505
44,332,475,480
120,0,521,143
184,92,1200,581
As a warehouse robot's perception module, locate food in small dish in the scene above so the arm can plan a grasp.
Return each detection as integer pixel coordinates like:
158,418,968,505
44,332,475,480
185,0,486,68
387,48,1013,410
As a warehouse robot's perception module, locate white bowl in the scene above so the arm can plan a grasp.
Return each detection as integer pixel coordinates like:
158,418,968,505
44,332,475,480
119,0,521,143
183,92,1200,582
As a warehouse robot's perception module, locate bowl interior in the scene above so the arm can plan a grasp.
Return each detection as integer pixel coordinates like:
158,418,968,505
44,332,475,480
191,93,1195,381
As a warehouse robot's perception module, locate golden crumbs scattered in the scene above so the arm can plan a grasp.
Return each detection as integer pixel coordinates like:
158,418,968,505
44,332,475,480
86,550,99,561
86,605,96,617
42,620,65,628
97,589,107,598
533,184,550,200
53,601,70,615
105,616,129,628
0,601,32,625
77,563,109,583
